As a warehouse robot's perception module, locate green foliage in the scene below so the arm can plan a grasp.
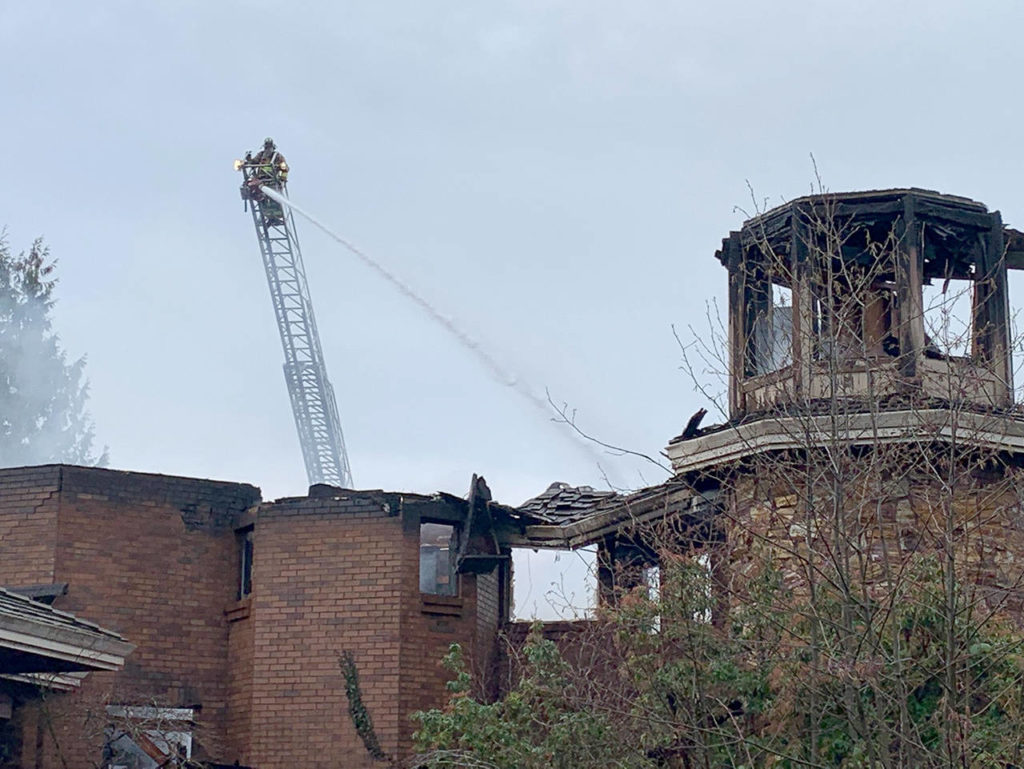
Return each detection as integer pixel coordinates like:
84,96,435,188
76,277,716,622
764,554,1024,767
414,551,1024,768
340,650,392,764
413,630,653,769
0,234,104,466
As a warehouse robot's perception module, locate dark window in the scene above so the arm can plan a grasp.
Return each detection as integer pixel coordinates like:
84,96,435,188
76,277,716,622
419,522,457,596
238,528,254,599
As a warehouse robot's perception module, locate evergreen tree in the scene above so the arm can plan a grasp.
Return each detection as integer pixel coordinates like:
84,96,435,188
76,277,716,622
0,234,105,466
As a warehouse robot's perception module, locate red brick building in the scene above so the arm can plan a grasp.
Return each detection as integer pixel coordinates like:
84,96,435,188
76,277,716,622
0,465,514,768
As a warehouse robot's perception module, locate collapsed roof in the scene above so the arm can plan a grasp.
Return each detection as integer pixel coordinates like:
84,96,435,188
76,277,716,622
503,480,711,550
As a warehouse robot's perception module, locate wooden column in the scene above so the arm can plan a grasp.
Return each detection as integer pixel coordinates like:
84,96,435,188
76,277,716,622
789,207,812,398
986,213,1012,403
596,535,617,607
726,233,746,417
896,195,924,377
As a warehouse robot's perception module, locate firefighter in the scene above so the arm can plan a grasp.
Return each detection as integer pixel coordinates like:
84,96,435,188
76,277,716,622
247,138,287,226
256,138,288,186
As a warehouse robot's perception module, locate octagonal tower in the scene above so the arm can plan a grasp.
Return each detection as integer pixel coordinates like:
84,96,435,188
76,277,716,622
669,188,1024,474
723,189,1015,418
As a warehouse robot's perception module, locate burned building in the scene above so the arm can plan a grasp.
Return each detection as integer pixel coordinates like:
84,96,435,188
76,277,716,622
5,188,1024,767
0,460,702,768
476,190,1024,769
0,466,521,767
554,189,1024,616
0,467,705,767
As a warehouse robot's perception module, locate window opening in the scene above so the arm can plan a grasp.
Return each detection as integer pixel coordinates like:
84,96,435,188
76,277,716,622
238,527,254,599
752,283,793,375
922,279,974,358
694,551,713,624
420,522,457,596
643,564,661,633
511,546,597,619
812,273,899,361
863,281,898,356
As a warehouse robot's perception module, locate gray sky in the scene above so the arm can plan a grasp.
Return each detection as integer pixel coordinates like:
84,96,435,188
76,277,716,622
4,1,1024,617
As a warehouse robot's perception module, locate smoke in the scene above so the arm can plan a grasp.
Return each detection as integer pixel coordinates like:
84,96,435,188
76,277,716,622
260,186,611,475
0,237,104,467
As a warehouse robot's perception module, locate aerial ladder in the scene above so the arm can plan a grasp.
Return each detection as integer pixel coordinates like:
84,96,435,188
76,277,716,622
235,138,353,488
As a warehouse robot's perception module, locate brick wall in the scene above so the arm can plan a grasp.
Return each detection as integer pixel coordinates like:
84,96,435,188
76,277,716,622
473,565,505,697
396,502,511,756
0,467,510,768
246,492,405,769
225,595,254,762
0,466,63,587
502,619,599,663
398,542,477,758
245,492,509,767
727,473,1024,605
0,465,259,768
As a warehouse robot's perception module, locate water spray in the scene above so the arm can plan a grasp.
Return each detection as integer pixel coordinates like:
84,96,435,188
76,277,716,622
260,186,611,472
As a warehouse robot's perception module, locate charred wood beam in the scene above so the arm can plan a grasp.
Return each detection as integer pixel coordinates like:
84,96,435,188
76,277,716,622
726,233,746,415
1004,228,1024,270
896,195,924,376
987,213,1012,401
790,213,810,396
915,198,992,229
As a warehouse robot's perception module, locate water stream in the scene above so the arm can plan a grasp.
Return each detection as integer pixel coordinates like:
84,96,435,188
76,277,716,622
261,186,610,474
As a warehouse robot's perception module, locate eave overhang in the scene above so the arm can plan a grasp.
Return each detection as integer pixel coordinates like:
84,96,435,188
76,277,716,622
668,408,1024,474
0,587,134,679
